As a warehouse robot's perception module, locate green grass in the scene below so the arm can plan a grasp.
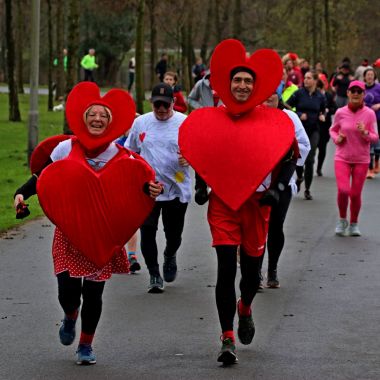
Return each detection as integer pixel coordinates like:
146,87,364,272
0,93,63,232
0,92,151,232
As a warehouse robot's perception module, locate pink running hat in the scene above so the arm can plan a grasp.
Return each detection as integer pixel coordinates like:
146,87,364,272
348,80,365,90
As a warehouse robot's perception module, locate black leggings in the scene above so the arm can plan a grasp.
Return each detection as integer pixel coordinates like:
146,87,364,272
140,198,188,275
296,129,319,190
57,271,105,335
215,245,261,332
266,186,292,272
317,127,330,173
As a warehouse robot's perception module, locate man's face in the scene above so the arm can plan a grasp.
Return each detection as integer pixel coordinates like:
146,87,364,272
230,72,254,103
152,100,174,121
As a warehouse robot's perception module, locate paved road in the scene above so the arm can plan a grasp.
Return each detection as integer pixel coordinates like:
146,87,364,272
1,144,380,380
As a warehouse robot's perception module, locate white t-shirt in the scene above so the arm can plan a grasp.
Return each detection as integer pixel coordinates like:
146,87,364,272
125,111,191,203
50,139,120,170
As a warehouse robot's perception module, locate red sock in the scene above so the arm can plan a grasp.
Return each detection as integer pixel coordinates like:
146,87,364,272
222,330,235,342
66,309,79,320
238,299,251,316
79,332,94,345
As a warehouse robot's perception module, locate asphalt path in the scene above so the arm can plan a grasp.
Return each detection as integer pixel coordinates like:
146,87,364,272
1,143,380,380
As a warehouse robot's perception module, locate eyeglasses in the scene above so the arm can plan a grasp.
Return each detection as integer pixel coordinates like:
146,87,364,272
232,77,254,85
153,101,171,109
349,88,364,95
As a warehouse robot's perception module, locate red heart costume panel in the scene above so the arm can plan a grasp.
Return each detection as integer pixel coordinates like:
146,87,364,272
179,106,294,211
30,135,72,174
210,39,283,115
65,82,135,151
37,144,155,269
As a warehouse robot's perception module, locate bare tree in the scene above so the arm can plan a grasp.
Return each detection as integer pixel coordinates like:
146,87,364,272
64,0,80,134
5,0,21,121
55,1,65,100
135,0,145,114
47,0,54,111
16,0,24,94
232,0,241,39
148,0,158,88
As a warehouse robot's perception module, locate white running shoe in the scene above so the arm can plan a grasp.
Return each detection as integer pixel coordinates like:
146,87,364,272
335,219,348,236
348,223,361,236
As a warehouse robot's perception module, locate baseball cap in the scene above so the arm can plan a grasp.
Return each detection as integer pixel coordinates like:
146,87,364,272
151,83,173,103
348,80,365,91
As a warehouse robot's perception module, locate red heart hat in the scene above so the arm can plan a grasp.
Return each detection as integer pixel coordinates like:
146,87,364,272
65,82,136,151
210,39,283,115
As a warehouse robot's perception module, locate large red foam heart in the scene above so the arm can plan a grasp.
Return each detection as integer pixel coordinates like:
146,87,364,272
65,82,136,151
30,135,72,174
179,106,295,210
210,39,283,115
37,145,155,268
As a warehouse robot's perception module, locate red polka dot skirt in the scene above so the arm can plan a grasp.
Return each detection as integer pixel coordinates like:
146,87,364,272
52,228,130,281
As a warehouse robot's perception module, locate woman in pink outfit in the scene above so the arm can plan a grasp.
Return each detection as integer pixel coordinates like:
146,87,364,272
330,80,378,236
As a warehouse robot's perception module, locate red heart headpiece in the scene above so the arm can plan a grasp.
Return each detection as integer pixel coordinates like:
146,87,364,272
210,39,283,115
65,82,135,151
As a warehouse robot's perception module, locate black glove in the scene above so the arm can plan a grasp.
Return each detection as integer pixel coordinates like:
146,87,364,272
259,189,279,207
16,202,30,219
195,187,209,205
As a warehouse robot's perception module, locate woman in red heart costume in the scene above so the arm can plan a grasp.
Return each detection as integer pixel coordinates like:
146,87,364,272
179,39,298,365
13,82,162,365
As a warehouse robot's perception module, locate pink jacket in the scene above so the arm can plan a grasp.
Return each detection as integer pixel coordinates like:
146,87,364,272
330,105,378,163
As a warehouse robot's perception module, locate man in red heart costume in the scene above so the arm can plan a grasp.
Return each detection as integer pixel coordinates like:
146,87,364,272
179,39,297,365
13,82,163,365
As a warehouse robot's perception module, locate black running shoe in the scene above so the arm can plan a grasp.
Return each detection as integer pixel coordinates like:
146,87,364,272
147,274,164,293
163,254,177,283
128,255,141,273
237,299,255,345
217,338,238,365
266,270,280,288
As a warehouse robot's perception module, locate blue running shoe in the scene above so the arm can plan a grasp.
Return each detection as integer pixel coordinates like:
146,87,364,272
76,344,96,365
59,314,77,346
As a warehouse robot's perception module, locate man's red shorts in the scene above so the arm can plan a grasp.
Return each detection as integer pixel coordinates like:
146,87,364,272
207,191,271,257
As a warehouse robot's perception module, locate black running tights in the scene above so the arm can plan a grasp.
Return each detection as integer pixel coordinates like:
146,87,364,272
215,245,261,332
57,271,105,335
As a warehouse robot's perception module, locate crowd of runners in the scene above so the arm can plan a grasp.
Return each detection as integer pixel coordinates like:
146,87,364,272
13,39,380,366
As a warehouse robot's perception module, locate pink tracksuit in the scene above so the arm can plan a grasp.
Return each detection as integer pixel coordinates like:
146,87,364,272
330,105,378,222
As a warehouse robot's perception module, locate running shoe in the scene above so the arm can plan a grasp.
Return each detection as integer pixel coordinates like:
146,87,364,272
335,219,348,236
304,189,313,200
59,314,77,346
148,274,164,293
163,254,177,282
266,270,280,288
128,254,141,273
258,271,264,290
237,299,255,345
217,337,238,365
348,223,361,237
76,344,96,365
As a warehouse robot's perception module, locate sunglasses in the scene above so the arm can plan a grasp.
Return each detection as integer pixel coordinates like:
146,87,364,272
349,88,364,95
153,101,171,109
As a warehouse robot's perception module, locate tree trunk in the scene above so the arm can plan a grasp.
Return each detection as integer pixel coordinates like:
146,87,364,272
5,0,21,122
148,0,157,89
311,1,317,65
324,0,333,75
200,1,212,64
16,0,24,94
64,0,80,134
330,0,338,75
47,0,54,111
214,0,222,42
27,0,40,164
55,0,65,100
233,0,242,39
135,0,145,114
